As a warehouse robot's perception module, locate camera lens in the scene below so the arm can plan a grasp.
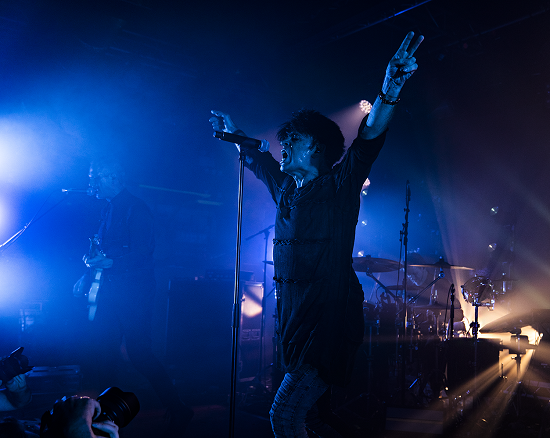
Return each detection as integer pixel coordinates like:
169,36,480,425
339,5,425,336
95,387,140,428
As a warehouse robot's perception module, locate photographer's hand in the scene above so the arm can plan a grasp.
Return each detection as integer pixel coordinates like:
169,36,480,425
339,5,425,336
6,374,27,392
53,396,102,438
41,395,120,438
92,419,119,438
4,374,32,408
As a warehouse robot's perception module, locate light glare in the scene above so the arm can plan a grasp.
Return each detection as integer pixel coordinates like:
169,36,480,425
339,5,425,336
359,100,372,114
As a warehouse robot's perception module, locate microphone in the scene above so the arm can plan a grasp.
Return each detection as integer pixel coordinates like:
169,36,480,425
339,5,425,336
62,188,95,196
213,131,269,152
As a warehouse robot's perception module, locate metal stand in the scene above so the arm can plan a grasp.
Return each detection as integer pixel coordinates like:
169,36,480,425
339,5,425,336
463,277,495,399
400,181,411,332
245,224,274,388
448,284,455,340
229,152,246,438
471,303,480,395
398,181,411,404
406,271,445,308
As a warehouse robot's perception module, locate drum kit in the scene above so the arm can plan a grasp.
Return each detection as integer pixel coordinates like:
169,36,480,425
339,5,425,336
353,254,516,402
357,255,463,339
353,254,512,340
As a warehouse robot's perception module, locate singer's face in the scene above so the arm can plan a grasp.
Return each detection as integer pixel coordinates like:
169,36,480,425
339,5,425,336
88,166,119,200
279,133,316,176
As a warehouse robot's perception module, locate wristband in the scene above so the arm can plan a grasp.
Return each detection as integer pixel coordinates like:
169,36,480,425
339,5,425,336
378,91,400,105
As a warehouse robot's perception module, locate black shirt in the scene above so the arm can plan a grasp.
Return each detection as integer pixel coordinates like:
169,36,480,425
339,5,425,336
243,125,386,385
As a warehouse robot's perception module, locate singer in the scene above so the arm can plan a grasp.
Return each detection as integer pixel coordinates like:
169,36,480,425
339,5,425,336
210,32,423,437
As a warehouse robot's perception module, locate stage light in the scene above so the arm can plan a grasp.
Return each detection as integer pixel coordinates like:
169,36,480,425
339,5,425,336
361,178,371,196
490,206,499,215
361,220,368,227
359,100,372,114
357,250,365,257
0,117,57,188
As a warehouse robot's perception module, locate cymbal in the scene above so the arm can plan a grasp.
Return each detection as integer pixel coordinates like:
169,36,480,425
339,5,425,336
409,257,473,270
353,256,399,273
385,284,423,291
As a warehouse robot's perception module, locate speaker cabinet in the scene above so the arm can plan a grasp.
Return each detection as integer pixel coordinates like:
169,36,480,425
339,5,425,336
166,278,266,391
167,278,233,392
239,282,263,381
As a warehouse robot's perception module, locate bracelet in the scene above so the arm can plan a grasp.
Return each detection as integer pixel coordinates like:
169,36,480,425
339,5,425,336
378,91,400,105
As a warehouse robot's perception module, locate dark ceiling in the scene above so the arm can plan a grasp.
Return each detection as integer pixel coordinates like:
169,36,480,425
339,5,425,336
1,0,550,309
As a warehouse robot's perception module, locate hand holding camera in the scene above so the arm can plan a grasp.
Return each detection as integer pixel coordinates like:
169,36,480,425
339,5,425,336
0,347,33,383
40,387,139,438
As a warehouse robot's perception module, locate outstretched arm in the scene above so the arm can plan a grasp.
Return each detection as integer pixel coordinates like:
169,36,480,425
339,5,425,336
208,110,287,200
361,31,423,140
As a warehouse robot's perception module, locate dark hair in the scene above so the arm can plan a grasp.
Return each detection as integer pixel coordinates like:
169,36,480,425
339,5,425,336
90,157,127,186
276,109,345,168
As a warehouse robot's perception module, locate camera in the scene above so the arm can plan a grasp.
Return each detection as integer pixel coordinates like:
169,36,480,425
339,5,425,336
40,387,140,437
95,387,140,428
0,347,33,383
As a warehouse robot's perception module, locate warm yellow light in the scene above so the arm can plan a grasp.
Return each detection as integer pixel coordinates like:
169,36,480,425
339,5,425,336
359,100,372,114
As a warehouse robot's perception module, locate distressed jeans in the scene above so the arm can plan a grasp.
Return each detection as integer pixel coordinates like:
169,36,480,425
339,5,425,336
270,364,343,438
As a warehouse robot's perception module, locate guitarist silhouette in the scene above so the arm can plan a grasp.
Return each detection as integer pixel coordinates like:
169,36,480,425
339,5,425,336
74,158,193,434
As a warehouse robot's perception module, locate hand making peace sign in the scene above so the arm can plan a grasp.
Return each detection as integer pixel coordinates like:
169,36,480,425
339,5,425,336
385,31,424,89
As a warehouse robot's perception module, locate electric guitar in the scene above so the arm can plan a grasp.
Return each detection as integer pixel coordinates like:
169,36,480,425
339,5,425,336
87,234,104,321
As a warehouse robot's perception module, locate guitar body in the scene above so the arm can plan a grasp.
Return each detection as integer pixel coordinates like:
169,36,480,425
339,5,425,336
86,234,105,321
88,268,103,321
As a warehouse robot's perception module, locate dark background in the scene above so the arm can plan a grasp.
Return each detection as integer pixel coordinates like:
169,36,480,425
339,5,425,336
0,0,549,370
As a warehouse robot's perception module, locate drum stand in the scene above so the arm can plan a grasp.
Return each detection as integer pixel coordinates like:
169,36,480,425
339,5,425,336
470,302,481,395
245,224,274,392
406,270,445,308
463,278,495,398
506,333,529,417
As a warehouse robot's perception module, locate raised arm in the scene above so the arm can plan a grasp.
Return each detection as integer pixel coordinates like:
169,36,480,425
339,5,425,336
209,110,287,202
361,31,423,140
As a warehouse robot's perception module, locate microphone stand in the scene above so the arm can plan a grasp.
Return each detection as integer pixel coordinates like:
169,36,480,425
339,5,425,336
0,190,71,254
398,181,411,404
401,181,411,330
229,151,246,438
